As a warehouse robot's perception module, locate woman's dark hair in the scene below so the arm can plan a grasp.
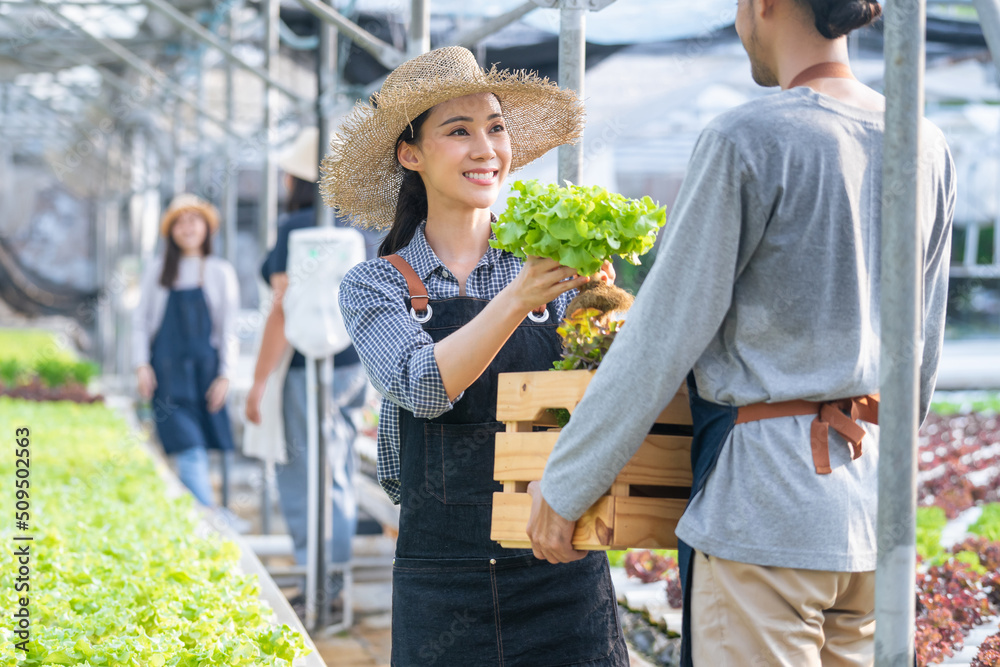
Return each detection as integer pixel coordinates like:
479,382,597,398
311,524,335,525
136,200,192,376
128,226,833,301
378,108,432,257
286,175,316,213
160,217,212,288
800,0,882,39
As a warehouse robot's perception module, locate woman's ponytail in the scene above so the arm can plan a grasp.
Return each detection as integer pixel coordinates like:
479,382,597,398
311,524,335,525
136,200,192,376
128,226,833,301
379,169,428,257
378,108,432,257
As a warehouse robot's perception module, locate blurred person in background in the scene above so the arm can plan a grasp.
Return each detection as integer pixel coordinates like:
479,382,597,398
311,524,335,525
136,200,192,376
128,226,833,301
133,194,242,524
245,127,369,618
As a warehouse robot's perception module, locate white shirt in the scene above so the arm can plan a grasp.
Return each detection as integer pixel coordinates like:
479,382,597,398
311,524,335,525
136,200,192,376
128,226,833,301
132,255,240,378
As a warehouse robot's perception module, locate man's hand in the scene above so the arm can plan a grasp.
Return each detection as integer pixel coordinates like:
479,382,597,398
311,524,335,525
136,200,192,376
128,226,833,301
526,481,587,564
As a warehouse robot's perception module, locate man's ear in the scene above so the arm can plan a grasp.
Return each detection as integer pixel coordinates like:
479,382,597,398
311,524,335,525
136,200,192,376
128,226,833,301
757,0,777,18
397,141,422,172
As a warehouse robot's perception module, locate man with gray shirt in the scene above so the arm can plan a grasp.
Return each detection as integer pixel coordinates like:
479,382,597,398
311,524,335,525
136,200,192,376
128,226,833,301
527,0,956,664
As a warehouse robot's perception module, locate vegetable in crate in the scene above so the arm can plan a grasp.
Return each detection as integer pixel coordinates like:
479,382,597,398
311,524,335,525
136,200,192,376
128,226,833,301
491,179,667,317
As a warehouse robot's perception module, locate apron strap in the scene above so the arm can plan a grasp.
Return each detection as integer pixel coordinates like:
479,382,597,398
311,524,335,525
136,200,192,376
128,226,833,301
735,394,879,475
384,254,429,312
788,61,856,90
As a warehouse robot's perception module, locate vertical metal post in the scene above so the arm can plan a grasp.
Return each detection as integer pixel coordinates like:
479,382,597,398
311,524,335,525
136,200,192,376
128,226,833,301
974,0,1000,77
409,0,430,57
971,0,1000,269
197,44,211,200
224,5,240,266
304,355,320,631
260,0,280,252
557,3,586,185
316,2,337,229
221,3,243,512
172,101,187,197
313,6,335,630
876,0,926,665
101,132,123,375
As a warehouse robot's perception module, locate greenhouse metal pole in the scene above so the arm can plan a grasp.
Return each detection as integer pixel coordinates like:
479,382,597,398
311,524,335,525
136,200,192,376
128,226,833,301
224,10,239,269
139,0,305,104
296,0,406,69
409,0,430,56
972,0,1000,74
449,1,539,48
972,0,1000,272
316,5,336,231
311,1,337,634
37,1,246,141
260,0,280,253
876,0,926,665
557,2,585,185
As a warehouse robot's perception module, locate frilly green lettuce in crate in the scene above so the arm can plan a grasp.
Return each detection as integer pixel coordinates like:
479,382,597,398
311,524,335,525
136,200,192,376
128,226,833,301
490,179,668,277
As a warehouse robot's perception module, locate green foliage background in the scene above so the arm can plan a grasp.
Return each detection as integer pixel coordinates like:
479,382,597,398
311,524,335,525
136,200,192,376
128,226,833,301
0,399,310,666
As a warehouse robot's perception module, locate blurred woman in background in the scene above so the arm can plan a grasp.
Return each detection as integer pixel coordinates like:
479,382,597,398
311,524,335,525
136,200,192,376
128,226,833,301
133,194,239,512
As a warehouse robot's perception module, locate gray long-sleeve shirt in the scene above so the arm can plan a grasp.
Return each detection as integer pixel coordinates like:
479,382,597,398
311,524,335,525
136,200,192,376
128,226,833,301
540,87,956,572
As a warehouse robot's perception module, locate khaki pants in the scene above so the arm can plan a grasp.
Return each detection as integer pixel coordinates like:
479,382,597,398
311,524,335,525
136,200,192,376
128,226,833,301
691,550,875,667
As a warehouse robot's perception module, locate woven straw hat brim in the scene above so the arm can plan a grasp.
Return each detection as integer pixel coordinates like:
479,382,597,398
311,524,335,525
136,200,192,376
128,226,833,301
320,62,584,231
159,202,220,237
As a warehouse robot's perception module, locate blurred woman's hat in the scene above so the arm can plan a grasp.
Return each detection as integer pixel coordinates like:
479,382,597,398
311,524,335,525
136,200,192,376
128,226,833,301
320,46,585,230
159,194,220,237
279,127,320,183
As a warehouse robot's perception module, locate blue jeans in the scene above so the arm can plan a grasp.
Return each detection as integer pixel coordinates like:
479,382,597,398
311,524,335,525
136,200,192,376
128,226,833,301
277,364,363,568
173,445,214,507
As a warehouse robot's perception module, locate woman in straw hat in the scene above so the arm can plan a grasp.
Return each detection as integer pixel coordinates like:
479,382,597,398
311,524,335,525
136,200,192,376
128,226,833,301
133,194,239,510
326,47,628,665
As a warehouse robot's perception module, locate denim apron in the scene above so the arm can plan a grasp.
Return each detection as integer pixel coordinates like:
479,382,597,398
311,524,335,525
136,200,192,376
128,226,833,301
149,286,235,455
390,289,627,667
676,373,738,667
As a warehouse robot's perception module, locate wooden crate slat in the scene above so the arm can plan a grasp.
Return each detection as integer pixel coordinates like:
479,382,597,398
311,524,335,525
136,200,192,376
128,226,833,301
617,435,693,487
492,370,694,552
494,432,558,481
657,384,693,425
492,493,617,550
497,433,693,488
498,370,693,425
610,497,686,550
496,370,594,421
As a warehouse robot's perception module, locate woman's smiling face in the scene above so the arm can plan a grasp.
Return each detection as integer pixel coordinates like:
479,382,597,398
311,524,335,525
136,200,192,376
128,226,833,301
170,210,209,254
398,92,512,214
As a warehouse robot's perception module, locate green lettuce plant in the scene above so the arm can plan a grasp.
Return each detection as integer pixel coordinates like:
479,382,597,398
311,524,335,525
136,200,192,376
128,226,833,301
491,179,667,276
0,398,311,667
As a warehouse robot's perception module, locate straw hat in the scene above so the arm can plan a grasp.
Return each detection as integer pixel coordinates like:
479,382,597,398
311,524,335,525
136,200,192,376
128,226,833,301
320,46,585,230
279,127,319,183
159,194,220,237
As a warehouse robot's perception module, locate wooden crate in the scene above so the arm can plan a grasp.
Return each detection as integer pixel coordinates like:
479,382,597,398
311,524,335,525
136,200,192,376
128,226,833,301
491,369,693,551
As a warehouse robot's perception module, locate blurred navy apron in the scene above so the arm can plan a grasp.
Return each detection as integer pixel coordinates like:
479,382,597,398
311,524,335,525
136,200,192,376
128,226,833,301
386,255,627,667
150,284,234,455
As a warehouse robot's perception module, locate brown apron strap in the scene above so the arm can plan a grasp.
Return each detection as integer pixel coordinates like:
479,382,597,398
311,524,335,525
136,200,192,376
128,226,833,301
383,254,429,312
736,394,879,475
788,61,856,90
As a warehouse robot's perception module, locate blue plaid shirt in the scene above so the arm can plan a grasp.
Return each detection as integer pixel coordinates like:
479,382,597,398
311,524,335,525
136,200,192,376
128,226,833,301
339,222,575,504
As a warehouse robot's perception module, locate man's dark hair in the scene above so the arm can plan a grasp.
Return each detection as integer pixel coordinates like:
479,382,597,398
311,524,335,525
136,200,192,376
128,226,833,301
797,0,882,39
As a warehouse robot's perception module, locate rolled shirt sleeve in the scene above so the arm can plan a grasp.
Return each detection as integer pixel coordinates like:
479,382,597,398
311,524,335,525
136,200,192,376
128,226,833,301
339,259,458,420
